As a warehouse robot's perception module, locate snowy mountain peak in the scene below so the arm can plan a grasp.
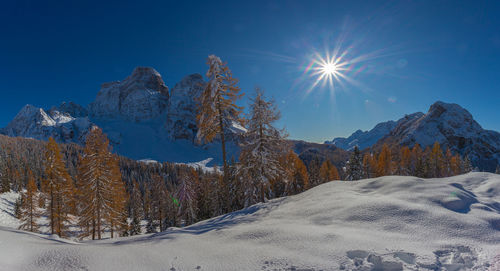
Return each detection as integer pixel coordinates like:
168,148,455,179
378,101,500,171
1,104,92,143
88,67,169,122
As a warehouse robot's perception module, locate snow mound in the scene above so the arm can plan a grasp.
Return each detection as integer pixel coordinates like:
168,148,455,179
0,173,499,270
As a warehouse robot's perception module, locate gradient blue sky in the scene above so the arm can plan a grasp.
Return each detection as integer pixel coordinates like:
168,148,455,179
1,0,499,143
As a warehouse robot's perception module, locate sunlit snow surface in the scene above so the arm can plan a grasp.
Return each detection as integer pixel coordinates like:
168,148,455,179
1,173,499,270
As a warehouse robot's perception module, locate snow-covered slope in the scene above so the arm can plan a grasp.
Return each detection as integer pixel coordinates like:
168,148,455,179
1,173,499,270
376,101,500,171
326,113,424,150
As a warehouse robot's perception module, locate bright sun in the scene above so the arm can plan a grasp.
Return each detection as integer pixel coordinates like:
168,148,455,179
321,62,338,75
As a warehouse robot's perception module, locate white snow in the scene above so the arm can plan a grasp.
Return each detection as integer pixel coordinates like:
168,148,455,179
0,172,499,270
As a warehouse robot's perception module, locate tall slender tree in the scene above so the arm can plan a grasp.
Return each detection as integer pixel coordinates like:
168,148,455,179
77,128,126,240
377,144,392,177
346,146,363,180
42,137,73,237
18,171,41,232
238,89,287,206
196,55,244,176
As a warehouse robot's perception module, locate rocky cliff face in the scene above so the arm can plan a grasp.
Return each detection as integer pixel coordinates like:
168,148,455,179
165,73,205,141
88,67,169,122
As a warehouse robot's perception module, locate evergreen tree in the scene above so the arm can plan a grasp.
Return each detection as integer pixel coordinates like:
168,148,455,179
346,146,363,180
462,156,473,173
307,158,322,187
196,55,244,176
18,171,41,232
238,89,287,206
495,164,500,174
77,128,126,240
42,137,73,237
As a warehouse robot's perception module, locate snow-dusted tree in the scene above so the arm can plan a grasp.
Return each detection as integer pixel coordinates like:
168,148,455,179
42,137,73,237
362,153,377,178
496,164,500,174
77,128,126,240
346,146,363,180
19,171,41,232
461,156,473,173
238,90,287,206
177,169,198,225
196,55,244,175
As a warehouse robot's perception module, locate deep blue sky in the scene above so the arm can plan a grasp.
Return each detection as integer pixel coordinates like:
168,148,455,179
1,0,499,143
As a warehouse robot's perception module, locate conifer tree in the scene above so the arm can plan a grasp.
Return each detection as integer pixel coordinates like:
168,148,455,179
42,137,73,237
19,171,41,232
377,144,392,177
462,156,473,173
443,148,453,177
346,146,363,180
319,160,340,183
411,144,425,177
77,128,126,240
129,180,143,236
282,150,309,195
399,146,411,176
177,169,198,225
196,55,244,176
450,154,462,176
496,165,500,174
150,174,168,232
429,142,444,177
362,153,376,178
238,89,287,206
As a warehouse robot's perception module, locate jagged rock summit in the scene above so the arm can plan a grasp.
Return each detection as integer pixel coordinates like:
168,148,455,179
88,67,169,122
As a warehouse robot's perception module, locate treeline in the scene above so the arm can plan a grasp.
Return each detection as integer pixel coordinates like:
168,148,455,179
3,54,478,240
345,142,473,180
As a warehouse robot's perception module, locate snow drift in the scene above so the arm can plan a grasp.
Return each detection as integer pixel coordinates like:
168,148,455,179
1,173,499,270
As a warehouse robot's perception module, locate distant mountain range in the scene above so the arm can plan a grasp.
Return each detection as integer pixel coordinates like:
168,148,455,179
0,67,243,164
2,67,499,171
326,101,500,171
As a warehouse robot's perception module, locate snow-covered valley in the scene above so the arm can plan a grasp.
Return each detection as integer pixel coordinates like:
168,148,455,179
1,173,499,270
